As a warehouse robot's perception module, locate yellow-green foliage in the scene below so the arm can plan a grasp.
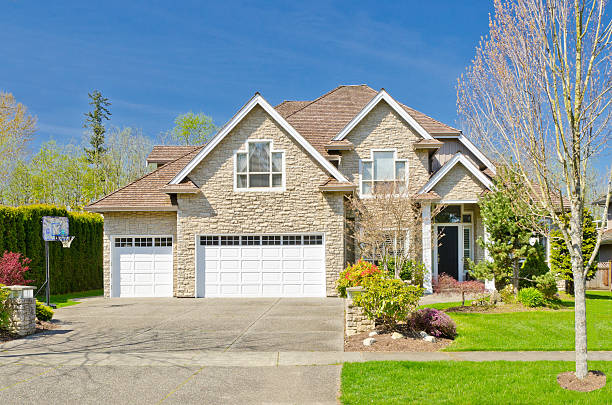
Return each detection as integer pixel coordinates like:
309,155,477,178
35,299,54,321
0,284,10,329
0,205,103,294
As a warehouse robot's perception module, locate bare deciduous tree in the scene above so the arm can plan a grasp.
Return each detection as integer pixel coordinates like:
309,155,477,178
458,0,612,379
0,92,36,186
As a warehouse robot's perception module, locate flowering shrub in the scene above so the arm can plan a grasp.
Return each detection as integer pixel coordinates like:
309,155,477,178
433,274,485,306
336,259,384,297
354,278,423,329
410,308,457,339
0,251,33,286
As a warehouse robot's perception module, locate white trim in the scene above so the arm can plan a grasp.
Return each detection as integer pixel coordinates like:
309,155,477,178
418,152,494,194
170,94,349,185
422,203,433,293
457,134,496,175
233,139,286,192
333,89,435,141
110,235,174,298
440,199,479,204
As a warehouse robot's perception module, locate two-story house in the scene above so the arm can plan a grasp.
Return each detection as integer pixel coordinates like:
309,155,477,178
85,85,496,298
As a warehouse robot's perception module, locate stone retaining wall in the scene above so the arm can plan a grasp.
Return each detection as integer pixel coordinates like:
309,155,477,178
345,299,375,336
6,286,36,336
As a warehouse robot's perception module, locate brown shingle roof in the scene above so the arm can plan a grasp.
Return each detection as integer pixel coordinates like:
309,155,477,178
160,178,199,194
147,145,199,164
274,85,459,157
274,100,310,117
86,147,203,212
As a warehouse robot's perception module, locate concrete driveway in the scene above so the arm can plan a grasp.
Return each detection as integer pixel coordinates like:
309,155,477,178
0,297,344,404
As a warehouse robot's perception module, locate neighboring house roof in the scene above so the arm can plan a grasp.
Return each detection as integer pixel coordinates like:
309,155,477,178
147,145,199,165
169,93,350,185
602,228,612,245
86,147,203,212
593,193,610,206
418,152,494,195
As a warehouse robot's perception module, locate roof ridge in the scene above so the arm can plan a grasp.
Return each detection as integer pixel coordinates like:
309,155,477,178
87,146,203,208
284,84,375,119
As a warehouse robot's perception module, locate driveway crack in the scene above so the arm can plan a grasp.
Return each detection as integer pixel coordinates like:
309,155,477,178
223,298,281,352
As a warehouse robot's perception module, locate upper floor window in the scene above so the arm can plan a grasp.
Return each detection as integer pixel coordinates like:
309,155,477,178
360,150,407,195
235,141,284,190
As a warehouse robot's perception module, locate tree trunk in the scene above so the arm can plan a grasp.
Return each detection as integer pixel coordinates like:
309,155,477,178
513,260,519,293
573,268,588,379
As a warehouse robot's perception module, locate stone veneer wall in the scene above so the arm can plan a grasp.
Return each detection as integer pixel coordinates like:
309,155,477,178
102,212,177,297
345,299,375,336
176,105,345,297
6,286,36,336
432,164,486,201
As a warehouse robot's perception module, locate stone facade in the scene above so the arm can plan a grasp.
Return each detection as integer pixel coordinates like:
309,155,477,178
432,164,486,201
176,105,345,297
345,299,375,336
102,211,177,297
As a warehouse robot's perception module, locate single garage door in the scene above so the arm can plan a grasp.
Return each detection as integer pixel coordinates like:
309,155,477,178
111,236,173,297
196,234,325,297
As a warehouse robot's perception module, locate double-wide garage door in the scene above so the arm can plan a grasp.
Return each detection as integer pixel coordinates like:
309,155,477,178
111,236,173,297
196,234,326,297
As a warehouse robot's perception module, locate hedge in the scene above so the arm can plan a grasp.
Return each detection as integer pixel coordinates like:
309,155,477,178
0,205,103,294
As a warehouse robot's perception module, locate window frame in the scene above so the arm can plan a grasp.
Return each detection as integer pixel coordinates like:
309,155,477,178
359,149,408,197
234,139,285,192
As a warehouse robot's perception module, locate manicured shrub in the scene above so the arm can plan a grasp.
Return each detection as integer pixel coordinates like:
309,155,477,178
499,284,516,303
0,205,103,294
383,258,427,286
534,271,558,299
35,300,54,321
0,284,10,329
337,259,384,298
433,274,485,306
518,287,545,307
354,278,423,329
0,251,33,286
410,308,457,339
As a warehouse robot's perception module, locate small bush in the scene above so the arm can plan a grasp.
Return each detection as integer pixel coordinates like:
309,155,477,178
410,308,457,339
499,284,516,303
0,284,10,329
36,300,53,321
354,278,423,329
337,259,384,298
384,258,427,286
518,287,545,308
0,251,33,286
534,271,558,299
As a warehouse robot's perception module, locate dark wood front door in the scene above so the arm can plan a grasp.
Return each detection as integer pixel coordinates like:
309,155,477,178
438,226,459,280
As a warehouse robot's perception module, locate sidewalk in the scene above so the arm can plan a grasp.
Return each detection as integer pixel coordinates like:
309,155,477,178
2,350,611,367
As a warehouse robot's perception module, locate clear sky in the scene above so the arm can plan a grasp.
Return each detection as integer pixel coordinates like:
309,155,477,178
1,1,608,177
1,1,495,145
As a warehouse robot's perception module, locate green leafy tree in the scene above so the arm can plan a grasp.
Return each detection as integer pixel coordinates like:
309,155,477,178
84,90,111,165
550,209,598,291
467,174,548,290
170,112,216,145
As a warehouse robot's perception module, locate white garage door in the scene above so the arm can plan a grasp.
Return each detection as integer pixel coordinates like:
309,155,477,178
196,234,326,297
111,236,173,297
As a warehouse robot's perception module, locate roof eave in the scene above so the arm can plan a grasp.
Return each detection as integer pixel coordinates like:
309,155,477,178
84,206,178,213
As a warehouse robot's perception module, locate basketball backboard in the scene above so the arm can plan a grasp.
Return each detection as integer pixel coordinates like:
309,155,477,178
42,216,69,242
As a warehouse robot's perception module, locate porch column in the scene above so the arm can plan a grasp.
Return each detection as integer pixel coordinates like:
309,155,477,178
422,203,433,293
483,227,496,291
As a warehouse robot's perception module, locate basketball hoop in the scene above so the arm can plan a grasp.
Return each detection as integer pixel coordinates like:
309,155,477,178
56,235,75,248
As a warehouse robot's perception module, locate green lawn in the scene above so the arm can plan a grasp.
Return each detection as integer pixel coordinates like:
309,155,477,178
427,291,612,351
36,289,103,308
340,361,612,404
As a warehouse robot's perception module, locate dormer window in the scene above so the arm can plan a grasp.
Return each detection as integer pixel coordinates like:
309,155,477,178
360,150,407,195
235,141,284,190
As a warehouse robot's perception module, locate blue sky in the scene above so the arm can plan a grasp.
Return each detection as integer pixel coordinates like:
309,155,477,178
1,1,494,147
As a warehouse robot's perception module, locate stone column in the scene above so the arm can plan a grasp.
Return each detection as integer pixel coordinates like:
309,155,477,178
6,286,36,336
421,203,433,293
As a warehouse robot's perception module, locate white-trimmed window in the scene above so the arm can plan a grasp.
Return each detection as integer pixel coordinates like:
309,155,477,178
463,226,472,260
235,141,284,190
360,150,407,195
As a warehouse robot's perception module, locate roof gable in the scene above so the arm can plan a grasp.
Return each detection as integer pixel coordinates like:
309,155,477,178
418,152,494,195
333,89,435,142
170,94,349,185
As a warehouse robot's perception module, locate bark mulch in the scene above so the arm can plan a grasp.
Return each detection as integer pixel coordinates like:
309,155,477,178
345,328,452,352
557,370,607,392
0,320,59,343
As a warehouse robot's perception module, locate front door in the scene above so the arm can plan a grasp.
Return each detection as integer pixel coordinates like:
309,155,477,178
437,226,459,280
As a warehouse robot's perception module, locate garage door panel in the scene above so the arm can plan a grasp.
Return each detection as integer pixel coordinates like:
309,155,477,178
197,234,325,298
112,236,173,298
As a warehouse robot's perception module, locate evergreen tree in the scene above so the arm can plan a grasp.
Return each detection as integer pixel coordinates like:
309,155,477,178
84,90,111,165
550,209,598,291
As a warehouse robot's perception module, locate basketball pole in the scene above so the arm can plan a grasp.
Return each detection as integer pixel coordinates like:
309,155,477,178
45,240,50,307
